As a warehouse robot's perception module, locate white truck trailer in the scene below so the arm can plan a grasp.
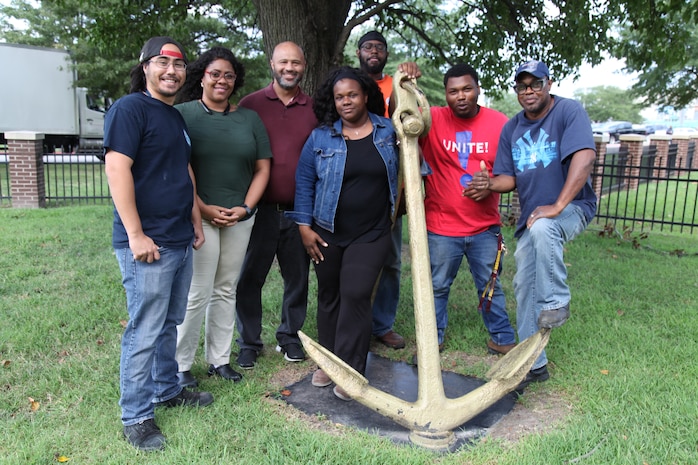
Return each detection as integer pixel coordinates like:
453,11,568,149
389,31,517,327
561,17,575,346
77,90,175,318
0,43,104,152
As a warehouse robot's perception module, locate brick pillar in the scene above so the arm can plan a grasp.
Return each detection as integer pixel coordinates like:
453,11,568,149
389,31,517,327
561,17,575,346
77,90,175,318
671,135,690,169
7,131,46,208
689,135,698,169
618,134,645,190
592,133,608,200
510,190,520,224
649,135,671,177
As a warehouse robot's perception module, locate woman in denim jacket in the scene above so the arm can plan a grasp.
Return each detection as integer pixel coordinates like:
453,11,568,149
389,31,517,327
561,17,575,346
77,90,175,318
286,67,398,401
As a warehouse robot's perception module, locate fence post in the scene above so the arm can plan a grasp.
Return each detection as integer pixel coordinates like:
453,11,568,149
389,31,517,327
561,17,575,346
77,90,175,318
618,134,645,190
592,133,609,200
6,131,47,209
671,134,691,168
689,135,698,169
649,134,672,177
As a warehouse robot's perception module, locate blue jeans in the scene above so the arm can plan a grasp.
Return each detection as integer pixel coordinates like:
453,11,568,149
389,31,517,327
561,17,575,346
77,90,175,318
371,217,402,336
116,246,193,426
428,227,515,346
514,204,588,370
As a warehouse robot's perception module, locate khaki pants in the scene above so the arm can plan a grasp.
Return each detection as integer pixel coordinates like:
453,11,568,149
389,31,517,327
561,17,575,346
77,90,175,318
176,218,255,370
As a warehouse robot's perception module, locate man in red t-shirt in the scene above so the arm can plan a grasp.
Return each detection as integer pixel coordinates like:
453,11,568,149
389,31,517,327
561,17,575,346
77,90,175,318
418,63,516,355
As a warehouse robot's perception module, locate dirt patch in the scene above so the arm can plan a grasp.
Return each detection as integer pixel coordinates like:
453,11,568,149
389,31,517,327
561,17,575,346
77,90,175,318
485,388,572,443
266,351,572,444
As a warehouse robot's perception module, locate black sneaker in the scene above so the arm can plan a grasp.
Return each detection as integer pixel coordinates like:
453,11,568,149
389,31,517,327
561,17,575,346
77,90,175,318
515,365,550,395
276,343,306,362
236,348,258,369
155,387,214,408
123,419,166,451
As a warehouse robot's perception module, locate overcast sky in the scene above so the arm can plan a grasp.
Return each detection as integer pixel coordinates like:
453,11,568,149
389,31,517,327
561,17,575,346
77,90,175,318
554,58,636,98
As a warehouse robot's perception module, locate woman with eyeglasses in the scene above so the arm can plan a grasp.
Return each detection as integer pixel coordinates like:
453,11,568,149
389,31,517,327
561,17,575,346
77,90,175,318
173,47,271,388
287,66,398,401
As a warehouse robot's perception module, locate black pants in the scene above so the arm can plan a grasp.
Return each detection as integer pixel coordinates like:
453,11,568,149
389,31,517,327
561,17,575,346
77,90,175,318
314,232,392,375
236,203,310,351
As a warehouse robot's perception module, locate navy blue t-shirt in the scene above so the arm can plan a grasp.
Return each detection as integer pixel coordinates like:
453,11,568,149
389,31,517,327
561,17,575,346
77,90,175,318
494,96,597,237
104,92,194,249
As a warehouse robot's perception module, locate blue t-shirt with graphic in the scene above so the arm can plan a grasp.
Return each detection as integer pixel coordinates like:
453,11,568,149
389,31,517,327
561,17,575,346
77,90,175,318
494,96,596,237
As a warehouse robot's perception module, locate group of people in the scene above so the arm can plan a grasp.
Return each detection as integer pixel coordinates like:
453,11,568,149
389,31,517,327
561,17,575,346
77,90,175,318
104,31,596,452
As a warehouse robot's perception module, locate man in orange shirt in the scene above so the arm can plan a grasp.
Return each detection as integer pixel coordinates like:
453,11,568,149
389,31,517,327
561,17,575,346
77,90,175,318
355,31,419,350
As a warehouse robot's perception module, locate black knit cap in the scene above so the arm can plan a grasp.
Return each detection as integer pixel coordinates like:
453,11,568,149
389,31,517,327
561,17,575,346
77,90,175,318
138,36,188,64
358,31,387,49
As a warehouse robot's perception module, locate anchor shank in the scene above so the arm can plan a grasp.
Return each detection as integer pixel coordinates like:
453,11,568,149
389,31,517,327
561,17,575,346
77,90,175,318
391,72,445,401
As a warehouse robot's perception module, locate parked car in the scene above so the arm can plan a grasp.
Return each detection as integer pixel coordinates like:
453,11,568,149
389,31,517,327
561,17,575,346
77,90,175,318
644,124,670,135
592,121,635,143
672,127,697,136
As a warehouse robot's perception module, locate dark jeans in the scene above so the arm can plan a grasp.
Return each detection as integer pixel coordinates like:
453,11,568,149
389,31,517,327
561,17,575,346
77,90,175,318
314,232,392,375
371,217,402,336
236,203,310,351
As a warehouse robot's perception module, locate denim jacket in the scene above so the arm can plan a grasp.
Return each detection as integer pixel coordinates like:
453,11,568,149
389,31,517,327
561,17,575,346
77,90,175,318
286,112,399,233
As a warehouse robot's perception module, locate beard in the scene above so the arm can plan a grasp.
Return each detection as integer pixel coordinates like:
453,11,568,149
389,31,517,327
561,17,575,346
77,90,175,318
273,70,303,90
359,56,387,75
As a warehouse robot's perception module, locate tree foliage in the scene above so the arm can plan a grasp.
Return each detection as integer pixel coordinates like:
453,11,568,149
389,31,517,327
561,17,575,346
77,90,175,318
489,92,521,119
0,0,269,98
1,0,696,110
574,86,644,123
614,0,698,110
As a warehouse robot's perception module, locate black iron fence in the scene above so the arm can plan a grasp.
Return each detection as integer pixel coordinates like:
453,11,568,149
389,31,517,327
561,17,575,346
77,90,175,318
594,143,697,234
0,149,110,207
0,147,10,206
42,151,111,206
2,145,697,234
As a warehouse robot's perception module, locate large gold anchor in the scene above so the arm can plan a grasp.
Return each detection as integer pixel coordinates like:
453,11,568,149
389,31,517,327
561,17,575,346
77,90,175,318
299,70,551,450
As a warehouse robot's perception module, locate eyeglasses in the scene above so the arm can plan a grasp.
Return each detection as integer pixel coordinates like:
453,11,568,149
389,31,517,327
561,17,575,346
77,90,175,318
148,57,187,71
360,43,387,52
205,70,236,82
513,79,546,95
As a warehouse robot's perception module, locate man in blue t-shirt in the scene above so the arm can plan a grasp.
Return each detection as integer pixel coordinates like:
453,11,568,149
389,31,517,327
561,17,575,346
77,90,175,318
472,60,596,391
104,36,211,452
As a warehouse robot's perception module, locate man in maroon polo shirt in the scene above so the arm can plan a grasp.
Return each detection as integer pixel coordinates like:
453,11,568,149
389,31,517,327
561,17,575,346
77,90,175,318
235,41,318,369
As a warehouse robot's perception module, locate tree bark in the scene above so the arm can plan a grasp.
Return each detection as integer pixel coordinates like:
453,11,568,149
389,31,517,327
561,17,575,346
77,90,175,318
252,0,352,94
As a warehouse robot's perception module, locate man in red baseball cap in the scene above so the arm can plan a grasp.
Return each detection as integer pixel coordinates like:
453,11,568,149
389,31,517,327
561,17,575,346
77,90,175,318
104,36,212,452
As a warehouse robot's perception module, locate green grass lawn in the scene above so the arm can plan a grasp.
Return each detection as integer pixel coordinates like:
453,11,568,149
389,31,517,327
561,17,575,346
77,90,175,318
1,206,697,464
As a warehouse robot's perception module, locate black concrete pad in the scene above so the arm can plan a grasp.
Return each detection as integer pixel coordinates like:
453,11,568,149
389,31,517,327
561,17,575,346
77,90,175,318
281,352,517,451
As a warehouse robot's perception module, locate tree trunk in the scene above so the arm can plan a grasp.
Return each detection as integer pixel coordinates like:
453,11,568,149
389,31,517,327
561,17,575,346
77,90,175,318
252,0,352,94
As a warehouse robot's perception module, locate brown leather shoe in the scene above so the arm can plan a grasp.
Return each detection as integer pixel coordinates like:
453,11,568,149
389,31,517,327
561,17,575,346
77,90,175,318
333,385,352,401
487,339,517,355
311,369,331,387
376,330,405,349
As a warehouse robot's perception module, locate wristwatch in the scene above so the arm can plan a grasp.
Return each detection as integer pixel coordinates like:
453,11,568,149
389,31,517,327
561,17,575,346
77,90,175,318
239,203,257,221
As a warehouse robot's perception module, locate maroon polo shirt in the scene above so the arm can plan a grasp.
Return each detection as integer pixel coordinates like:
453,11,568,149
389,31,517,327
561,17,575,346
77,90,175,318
239,83,318,206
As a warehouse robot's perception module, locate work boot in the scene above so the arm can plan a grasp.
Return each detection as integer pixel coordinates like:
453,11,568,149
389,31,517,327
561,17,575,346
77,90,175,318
375,330,406,349
487,339,517,355
538,304,570,328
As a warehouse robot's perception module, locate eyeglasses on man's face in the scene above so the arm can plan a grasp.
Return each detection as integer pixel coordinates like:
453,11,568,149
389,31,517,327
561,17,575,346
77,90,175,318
513,79,546,95
205,70,236,82
149,57,187,71
360,42,387,52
